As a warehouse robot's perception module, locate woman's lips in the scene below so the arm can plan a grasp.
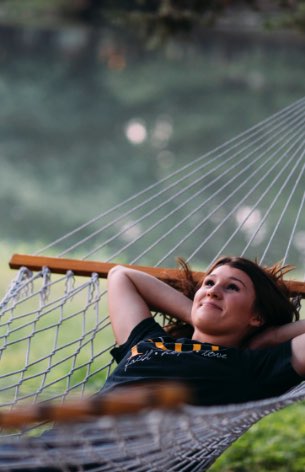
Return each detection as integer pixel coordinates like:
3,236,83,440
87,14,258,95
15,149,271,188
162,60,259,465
201,301,222,310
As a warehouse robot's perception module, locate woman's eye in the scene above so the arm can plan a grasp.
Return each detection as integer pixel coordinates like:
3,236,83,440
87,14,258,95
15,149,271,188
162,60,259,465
204,279,214,287
227,283,239,291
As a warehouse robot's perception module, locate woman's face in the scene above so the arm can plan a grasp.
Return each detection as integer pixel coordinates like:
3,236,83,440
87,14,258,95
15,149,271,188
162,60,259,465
191,264,262,344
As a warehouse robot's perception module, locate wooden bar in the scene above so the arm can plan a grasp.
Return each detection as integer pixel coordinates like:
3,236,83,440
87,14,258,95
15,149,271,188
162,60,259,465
9,253,204,284
9,253,305,297
0,382,190,428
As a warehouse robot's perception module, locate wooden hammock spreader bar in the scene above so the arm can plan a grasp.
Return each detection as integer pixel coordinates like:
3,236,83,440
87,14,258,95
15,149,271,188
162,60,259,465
9,253,305,298
9,253,204,285
0,382,190,428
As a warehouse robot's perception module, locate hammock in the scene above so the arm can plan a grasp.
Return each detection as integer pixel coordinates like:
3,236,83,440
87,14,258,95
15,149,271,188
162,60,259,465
0,96,304,471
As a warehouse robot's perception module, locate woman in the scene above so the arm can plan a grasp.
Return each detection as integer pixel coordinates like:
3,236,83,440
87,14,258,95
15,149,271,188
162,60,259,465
102,256,305,405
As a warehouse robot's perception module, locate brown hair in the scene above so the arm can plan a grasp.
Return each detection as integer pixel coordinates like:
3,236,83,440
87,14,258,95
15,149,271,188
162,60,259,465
204,256,299,326
166,256,299,338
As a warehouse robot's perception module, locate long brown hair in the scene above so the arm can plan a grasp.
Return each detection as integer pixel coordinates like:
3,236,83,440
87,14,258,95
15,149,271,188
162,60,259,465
204,256,299,325
167,256,299,338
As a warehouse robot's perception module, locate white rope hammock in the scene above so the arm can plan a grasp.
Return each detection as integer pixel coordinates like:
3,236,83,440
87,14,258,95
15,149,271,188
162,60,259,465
0,96,304,471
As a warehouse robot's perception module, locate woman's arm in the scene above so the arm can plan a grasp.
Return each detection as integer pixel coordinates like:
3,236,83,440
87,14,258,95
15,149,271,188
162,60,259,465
247,319,305,350
291,334,305,376
247,318,305,376
108,265,193,345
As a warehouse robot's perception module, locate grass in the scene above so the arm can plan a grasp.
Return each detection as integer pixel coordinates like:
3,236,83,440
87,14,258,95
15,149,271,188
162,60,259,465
1,243,305,469
210,401,305,471
0,245,114,406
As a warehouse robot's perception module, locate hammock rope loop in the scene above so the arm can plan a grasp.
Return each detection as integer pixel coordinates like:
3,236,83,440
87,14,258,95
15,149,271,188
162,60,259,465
0,97,305,472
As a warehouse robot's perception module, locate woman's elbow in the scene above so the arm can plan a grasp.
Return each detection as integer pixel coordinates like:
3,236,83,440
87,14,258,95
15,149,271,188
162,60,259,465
108,265,126,279
291,334,305,377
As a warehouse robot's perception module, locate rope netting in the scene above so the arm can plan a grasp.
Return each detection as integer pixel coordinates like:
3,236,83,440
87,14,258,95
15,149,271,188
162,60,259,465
1,384,305,471
0,97,304,470
35,95,305,268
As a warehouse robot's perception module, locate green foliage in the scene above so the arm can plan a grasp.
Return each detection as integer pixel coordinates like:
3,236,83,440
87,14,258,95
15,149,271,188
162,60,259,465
0,10,304,469
0,23,304,260
1,1,305,36
210,402,305,472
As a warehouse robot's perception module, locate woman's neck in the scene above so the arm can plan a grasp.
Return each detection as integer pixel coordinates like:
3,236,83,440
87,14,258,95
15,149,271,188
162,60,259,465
191,329,242,348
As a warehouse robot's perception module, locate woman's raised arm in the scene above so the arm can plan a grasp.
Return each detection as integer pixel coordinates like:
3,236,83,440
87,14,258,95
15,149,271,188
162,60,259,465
247,319,305,350
107,265,193,345
247,318,305,376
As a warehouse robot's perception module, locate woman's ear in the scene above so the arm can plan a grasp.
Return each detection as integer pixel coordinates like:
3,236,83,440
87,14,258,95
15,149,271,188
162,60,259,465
250,313,265,328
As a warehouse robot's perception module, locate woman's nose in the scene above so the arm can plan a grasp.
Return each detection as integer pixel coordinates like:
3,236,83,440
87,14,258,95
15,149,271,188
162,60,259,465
207,285,221,299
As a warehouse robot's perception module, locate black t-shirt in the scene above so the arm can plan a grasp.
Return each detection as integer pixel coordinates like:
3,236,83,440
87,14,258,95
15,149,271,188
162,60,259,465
102,318,303,405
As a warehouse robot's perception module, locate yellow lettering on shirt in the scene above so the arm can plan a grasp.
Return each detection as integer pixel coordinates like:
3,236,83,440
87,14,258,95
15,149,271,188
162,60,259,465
155,342,167,350
130,345,142,357
174,343,182,352
192,343,201,352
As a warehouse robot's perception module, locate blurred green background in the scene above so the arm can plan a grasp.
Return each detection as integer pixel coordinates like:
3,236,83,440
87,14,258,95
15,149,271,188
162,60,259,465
1,1,305,253
0,2,305,470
